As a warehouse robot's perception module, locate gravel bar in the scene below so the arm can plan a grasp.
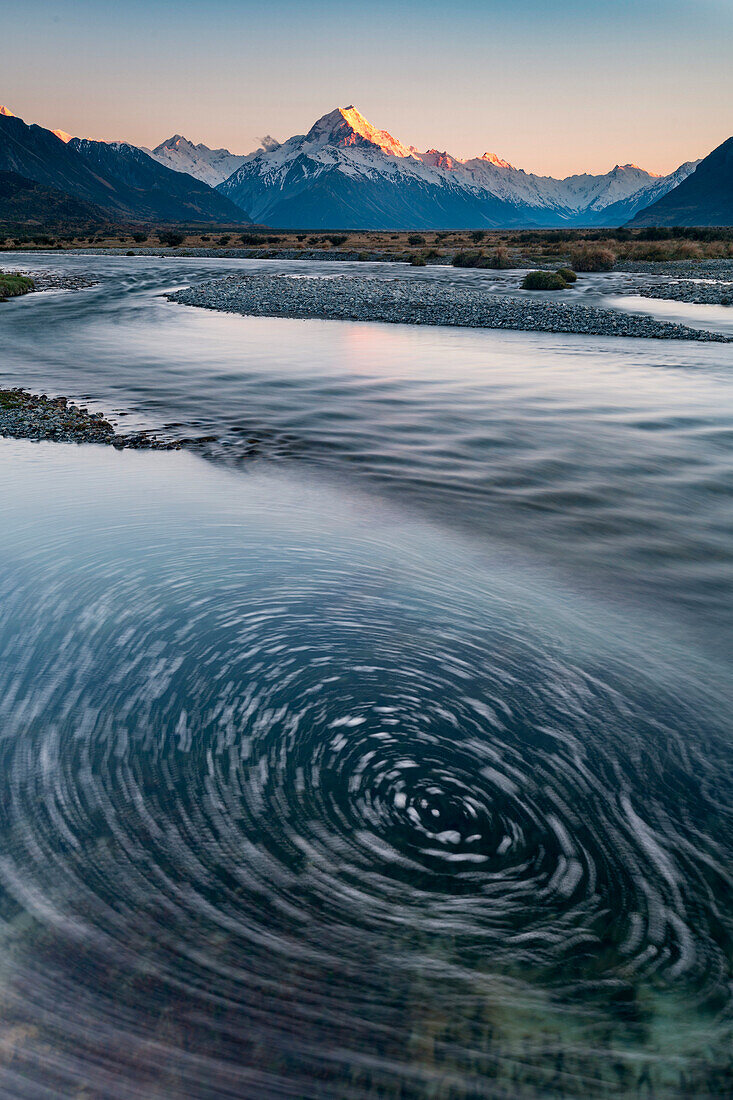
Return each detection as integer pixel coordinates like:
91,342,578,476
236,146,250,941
0,389,181,449
168,273,732,342
618,260,733,305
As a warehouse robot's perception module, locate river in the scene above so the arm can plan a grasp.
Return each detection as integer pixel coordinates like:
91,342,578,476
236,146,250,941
0,254,731,1097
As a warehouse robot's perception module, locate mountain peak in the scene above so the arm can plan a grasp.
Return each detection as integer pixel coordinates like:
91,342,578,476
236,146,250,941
148,133,250,187
417,149,460,170
0,106,14,117
479,151,514,169
53,128,73,144
613,162,660,177
306,106,414,158
155,134,188,152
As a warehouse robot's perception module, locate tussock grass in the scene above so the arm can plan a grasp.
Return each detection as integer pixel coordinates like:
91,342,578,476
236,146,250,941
569,246,616,272
0,273,34,300
522,270,568,290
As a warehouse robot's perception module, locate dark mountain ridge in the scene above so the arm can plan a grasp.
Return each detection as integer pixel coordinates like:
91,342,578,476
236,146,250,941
628,137,733,227
0,110,248,225
0,169,109,230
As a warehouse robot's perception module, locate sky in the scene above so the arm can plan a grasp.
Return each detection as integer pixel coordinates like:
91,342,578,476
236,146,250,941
2,0,732,177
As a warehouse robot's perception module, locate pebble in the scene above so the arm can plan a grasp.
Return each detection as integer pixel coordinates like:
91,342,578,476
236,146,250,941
0,389,182,449
620,260,733,306
168,273,732,342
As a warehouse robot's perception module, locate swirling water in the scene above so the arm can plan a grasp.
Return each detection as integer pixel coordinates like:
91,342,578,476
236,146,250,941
0,255,732,1097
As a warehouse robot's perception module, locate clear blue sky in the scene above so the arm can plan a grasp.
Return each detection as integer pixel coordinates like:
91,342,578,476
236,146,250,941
3,0,731,176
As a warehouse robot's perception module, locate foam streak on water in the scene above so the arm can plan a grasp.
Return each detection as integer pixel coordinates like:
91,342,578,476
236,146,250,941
0,444,730,1098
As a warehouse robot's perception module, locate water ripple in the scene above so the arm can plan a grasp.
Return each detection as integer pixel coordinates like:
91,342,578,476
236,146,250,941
0,459,730,1096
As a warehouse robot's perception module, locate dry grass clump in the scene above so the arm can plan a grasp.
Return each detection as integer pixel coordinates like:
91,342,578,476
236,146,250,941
569,245,616,272
488,245,512,269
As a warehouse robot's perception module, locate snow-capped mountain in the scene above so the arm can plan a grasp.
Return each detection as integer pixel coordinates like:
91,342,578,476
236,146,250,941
217,105,697,229
146,134,251,187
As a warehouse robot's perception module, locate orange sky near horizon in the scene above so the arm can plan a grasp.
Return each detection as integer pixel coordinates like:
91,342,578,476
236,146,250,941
2,0,732,178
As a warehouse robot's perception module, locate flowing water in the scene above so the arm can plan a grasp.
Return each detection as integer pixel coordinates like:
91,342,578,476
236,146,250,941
0,255,731,1097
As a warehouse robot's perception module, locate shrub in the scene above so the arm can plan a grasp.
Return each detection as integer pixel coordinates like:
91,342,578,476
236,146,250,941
487,245,512,269
557,267,577,282
408,233,426,246
522,270,567,290
470,230,486,243
158,231,184,247
452,250,485,268
425,248,440,260
570,245,616,272
297,234,306,241
327,235,348,246
240,233,265,245
639,227,672,241
126,250,134,256
200,235,210,242
410,253,426,266
217,234,232,246
132,232,147,243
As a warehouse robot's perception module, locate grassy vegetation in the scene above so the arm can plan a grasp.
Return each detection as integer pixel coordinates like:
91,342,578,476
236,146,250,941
1,225,732,268
569,246,616,272
0,272,34,300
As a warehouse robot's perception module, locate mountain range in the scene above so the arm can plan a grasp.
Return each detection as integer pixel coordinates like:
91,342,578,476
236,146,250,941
216,106,700,230
0,103,729,230
145,134,251,187
0,107,248,226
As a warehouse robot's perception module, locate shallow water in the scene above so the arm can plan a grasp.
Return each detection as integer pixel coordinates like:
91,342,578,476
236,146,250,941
3,254,733,641
609,294,733,338
0,256,732,1097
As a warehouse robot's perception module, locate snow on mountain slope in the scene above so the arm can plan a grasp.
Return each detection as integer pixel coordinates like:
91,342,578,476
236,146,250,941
218,105,694,229
146,134,251,187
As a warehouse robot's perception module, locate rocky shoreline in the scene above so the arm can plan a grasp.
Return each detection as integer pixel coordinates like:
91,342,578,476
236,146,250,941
618,259,733,306
168,273,732,342
0,389,181,449
11,269,99,293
